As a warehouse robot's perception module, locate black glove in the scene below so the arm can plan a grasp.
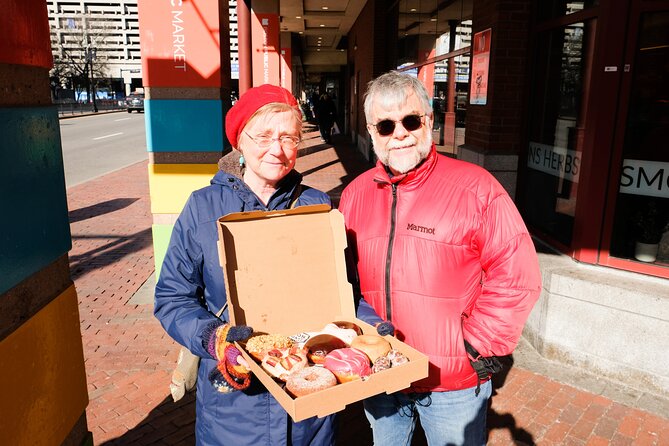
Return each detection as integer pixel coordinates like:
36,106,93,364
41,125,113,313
375,321,395,336
226,325,253,342
464,339,503,396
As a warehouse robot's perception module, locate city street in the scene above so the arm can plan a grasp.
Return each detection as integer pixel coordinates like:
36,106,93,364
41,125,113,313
60,112,148,188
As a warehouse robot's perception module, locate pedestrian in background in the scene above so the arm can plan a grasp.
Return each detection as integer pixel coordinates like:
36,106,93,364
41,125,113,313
315,92,337,143
338,71,542,445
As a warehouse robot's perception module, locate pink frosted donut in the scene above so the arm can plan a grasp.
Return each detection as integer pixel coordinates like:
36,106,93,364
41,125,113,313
286,366,337,397
324,347,372,383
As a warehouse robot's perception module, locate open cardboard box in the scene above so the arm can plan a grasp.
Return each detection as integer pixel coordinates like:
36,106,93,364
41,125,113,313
217,204,428,422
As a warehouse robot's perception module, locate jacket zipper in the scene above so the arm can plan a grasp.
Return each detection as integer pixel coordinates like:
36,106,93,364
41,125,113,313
385,183,398,322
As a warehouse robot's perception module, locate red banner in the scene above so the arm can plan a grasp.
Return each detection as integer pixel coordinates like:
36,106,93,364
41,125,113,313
251,14,280,86
138,0,221,87
470,29,491,105
280,48,292,91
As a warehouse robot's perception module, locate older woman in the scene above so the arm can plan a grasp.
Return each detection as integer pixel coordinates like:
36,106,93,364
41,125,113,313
154,85,335,445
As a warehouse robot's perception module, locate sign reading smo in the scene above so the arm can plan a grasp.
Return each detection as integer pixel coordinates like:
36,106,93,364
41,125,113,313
619,159,669,199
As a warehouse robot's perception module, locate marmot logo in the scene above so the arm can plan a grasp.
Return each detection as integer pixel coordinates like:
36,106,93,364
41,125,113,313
407,223,435,235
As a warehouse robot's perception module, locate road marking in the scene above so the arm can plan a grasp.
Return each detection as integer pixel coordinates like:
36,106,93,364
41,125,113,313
114,118,131,122
93,132,123,140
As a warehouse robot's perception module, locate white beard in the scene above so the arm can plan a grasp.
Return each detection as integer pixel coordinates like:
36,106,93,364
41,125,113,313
373,135,432,174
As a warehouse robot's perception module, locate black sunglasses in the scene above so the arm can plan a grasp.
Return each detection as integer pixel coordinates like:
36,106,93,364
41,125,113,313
372,114,424,136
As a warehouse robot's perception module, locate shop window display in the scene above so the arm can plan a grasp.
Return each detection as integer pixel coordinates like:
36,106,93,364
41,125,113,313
523,21,593,246
609,11,669,266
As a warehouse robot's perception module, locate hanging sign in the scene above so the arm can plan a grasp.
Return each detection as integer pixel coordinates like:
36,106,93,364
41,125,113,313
252,14,280,85
280,47,292,90
469,28,491,105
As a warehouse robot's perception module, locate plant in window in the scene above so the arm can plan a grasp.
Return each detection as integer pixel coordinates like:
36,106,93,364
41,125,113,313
632,200,666,245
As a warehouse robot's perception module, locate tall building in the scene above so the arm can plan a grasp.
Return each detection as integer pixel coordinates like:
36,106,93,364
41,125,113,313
47,0,142,97
46,0,241,98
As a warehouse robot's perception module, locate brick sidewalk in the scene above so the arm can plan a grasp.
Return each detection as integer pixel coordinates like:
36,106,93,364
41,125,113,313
68,128,668,445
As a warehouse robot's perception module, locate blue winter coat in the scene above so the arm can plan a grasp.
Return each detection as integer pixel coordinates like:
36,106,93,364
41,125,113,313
155,169,336,445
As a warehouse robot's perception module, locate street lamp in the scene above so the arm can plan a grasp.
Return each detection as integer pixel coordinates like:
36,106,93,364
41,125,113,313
86,47,98,112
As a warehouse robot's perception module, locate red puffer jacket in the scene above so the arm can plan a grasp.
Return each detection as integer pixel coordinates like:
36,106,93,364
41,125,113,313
339,145,541,392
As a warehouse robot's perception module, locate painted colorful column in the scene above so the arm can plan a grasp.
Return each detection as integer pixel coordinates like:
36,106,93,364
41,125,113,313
137,0,232,275
0,1,89,444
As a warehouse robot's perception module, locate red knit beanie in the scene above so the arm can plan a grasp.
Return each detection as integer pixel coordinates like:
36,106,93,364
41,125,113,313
225,84,299,148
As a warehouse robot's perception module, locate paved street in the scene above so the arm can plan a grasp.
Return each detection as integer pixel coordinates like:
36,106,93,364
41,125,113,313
60,112,148,188
67,125,669,445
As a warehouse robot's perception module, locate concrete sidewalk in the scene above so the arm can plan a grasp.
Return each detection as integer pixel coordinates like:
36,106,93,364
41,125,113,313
68,126,668,445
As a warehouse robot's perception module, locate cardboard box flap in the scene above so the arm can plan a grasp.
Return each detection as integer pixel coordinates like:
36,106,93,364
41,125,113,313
217,205,356,335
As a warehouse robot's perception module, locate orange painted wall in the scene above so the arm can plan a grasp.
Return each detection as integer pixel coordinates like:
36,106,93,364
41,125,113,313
0,286,88,445
0,0,52,67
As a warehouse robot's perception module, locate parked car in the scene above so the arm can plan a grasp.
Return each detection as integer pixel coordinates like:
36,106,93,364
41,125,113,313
125,93,144,113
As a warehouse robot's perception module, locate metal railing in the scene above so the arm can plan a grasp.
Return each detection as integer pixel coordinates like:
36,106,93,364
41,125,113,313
56,99,126,117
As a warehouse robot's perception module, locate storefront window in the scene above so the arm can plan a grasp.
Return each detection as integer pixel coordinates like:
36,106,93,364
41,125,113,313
609,11,669,266
537,1,599,21
523,21,593,246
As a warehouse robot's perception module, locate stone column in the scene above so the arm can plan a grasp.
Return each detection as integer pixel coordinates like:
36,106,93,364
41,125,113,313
0,1,89,444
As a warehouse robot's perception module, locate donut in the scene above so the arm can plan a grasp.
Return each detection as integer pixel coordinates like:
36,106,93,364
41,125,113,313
324,347,372,383
332,321,363,336
372,355,392,373
286,366,337,398
386,349,409,367
260,346,307,381
304,334,347,365
244,333,293,361
350,334,392,363
320,323,359,344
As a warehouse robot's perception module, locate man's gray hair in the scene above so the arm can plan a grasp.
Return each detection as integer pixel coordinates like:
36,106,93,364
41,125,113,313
363,71,433,123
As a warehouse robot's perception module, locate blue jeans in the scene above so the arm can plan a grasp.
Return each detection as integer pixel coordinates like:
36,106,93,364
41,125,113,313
363,380,492,446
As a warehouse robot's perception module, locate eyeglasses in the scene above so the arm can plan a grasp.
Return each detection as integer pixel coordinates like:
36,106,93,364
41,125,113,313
244,132,301,149
371,114,425,136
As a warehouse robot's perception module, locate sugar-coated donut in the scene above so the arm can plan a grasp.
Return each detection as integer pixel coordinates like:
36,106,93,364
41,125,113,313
261,346,307,381
350,334,392,363
286,366,337,397
305,334,347,365
324,347,372,383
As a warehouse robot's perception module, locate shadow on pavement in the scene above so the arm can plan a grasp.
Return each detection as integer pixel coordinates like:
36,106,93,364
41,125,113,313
488,356,536,445
98,394,196,445
69,198,140,223
69,227,153,280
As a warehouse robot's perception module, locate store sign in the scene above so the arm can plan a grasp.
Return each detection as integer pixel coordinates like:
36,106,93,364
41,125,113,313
469,29,491,105
527,141,580,182
620,159,669,198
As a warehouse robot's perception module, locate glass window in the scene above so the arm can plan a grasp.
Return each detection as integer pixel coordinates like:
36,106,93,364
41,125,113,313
523,21,593,245
537,1,599,22
609,11,669,266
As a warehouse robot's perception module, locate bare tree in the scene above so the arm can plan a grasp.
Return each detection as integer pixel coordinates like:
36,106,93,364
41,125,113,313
50,13,111,108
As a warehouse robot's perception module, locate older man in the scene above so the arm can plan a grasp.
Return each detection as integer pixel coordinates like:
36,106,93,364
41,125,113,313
339,71,542,445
